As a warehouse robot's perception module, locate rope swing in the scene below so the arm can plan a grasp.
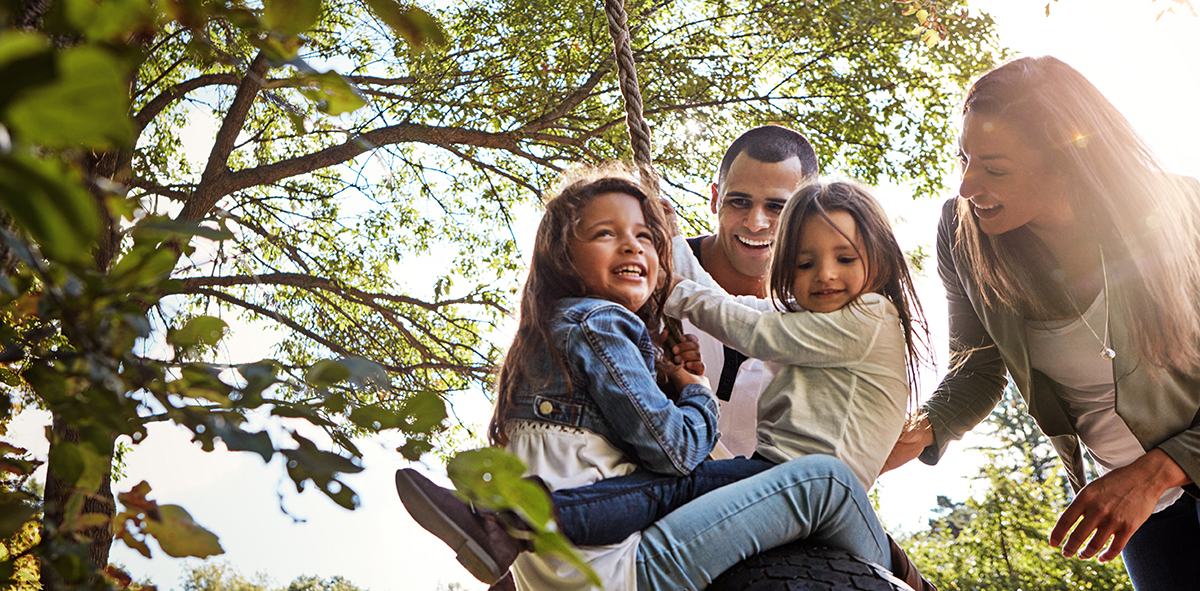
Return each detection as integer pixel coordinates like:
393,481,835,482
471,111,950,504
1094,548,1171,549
603,0,657,188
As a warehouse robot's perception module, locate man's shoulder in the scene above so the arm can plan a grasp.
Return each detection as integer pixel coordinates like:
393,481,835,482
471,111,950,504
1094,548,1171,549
685,234,710,265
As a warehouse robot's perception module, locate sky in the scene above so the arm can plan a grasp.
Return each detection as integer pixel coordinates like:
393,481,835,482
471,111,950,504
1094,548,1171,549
6,1,1200,590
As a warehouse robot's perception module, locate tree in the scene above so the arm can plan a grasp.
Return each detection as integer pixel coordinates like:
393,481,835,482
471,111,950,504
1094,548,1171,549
178,561,369,591
902,387,1132,590
0,0,1002,588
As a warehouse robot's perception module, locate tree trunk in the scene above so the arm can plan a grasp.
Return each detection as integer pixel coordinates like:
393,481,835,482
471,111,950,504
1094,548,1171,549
40,408,117,589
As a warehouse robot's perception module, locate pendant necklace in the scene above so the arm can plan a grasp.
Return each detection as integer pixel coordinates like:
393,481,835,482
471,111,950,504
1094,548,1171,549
1065,247,1116,360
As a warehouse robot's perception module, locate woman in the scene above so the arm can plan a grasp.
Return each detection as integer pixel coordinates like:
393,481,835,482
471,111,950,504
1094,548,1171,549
886,56,1200,589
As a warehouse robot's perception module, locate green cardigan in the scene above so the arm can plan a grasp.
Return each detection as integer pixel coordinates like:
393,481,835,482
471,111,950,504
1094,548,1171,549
920,198,1200,497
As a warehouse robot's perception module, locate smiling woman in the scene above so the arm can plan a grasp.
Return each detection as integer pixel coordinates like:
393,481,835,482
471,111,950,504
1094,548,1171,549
888,55,1200,591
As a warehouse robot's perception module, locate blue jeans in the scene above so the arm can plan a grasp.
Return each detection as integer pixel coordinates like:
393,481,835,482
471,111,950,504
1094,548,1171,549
1122,493,1200,590
553,458,774,546
614,455,888,590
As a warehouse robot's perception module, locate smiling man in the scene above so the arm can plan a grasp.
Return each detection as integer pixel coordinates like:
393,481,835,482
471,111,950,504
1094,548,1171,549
683,125,818,456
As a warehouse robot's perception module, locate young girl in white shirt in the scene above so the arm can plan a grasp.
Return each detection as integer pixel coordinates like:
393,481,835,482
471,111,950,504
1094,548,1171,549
397,178,927,590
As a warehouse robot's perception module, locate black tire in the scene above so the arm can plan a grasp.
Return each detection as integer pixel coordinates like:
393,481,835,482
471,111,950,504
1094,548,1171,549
706,541,913,591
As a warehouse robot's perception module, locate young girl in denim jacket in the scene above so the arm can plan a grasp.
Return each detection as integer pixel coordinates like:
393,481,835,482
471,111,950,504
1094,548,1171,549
397,171,907,591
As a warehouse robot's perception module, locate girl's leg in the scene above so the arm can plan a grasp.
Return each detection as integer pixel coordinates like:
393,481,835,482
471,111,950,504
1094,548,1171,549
634,455,889,590
1121,494,1200,591
553,458,773,545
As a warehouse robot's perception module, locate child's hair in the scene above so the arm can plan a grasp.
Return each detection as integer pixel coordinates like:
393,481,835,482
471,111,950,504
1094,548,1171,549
488,163,674,446
768,181,930,398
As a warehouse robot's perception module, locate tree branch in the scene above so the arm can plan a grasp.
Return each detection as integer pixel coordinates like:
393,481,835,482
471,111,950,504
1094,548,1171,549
215,123,523,198
181,273,505,313
519,61,612,133
134,73,240,129
178,52,271,223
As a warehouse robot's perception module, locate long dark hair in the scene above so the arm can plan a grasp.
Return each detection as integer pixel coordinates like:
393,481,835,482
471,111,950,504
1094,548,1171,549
769,181,930,399
488,163,674,446
956,56,1200,372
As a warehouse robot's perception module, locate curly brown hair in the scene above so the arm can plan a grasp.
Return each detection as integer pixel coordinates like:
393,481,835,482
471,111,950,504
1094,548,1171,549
488,163,674,446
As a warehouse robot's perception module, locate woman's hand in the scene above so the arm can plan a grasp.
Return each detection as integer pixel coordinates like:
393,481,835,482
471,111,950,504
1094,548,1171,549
881,416,933,473
1050,448,1190,562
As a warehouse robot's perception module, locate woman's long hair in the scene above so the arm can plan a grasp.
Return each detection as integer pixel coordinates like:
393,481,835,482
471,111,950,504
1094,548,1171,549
488,164,674,446
769,181,931,402
956,56,1200,372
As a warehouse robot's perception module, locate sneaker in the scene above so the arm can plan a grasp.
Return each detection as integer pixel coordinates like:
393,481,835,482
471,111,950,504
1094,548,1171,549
395,468,525,584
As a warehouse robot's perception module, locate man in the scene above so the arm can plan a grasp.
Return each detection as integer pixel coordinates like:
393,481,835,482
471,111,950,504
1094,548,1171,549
682,125,817,457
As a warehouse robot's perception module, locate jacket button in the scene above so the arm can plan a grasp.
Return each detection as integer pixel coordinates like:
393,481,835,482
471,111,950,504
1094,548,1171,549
539,400,554,415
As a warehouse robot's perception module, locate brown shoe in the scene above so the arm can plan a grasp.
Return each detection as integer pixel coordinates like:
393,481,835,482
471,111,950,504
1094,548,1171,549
887,534,936,591
395,468,526,584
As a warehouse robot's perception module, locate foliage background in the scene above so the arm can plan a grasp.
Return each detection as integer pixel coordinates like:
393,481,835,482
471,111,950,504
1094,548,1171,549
3,0,1200,590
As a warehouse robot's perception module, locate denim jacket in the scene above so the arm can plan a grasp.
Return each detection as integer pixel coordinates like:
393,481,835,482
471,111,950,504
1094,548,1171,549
503,297,720,476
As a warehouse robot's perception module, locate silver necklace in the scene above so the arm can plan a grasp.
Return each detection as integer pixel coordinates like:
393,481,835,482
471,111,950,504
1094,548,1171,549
1063,247,1116,360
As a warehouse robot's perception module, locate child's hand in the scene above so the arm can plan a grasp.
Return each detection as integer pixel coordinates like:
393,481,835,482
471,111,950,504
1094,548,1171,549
667,362,710,393
671,334,705,376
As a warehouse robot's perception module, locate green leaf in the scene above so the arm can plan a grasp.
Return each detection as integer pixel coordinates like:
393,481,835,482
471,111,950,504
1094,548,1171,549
297,71,366,115
338,356,389,389
62,0,156,43
250,34,305,63
120,530,153,559
6,46,135,149
449,448,600,586
0,32,55,112
51,551,88,583
263,0,323,37
0,153,100,265
270,402,334,426
282,434,363,509
107,244,179,291
167,316,228,350
348,404,402,431
209,417,275,463
47,441,108,490
399,390,447,433
0,500,37,540
364,0,447,48
396,437,432,461
211,5,261,30
177,364,234,405
134,216,236,243
143,504,224,558
235,360,281,406
306,359,351,387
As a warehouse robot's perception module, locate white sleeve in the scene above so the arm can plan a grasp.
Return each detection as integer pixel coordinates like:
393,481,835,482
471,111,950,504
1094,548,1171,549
665,282,891,366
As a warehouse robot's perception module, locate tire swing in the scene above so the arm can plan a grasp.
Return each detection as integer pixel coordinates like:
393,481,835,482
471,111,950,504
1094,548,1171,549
600,3,913,590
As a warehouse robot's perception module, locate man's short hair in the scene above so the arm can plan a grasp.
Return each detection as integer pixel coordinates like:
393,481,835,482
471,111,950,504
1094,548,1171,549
716,125,819,189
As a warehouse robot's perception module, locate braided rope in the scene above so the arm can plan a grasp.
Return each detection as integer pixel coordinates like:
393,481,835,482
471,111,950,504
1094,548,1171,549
604,0,687,350
603,0,655,181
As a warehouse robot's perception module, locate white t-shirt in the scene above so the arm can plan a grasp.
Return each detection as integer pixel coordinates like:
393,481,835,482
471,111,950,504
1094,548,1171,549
507,420,640,591
1025,289,1184,513
683,317,772,457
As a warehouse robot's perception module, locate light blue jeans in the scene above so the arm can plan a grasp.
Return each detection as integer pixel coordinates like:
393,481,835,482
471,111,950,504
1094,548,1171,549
634,454,890,590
